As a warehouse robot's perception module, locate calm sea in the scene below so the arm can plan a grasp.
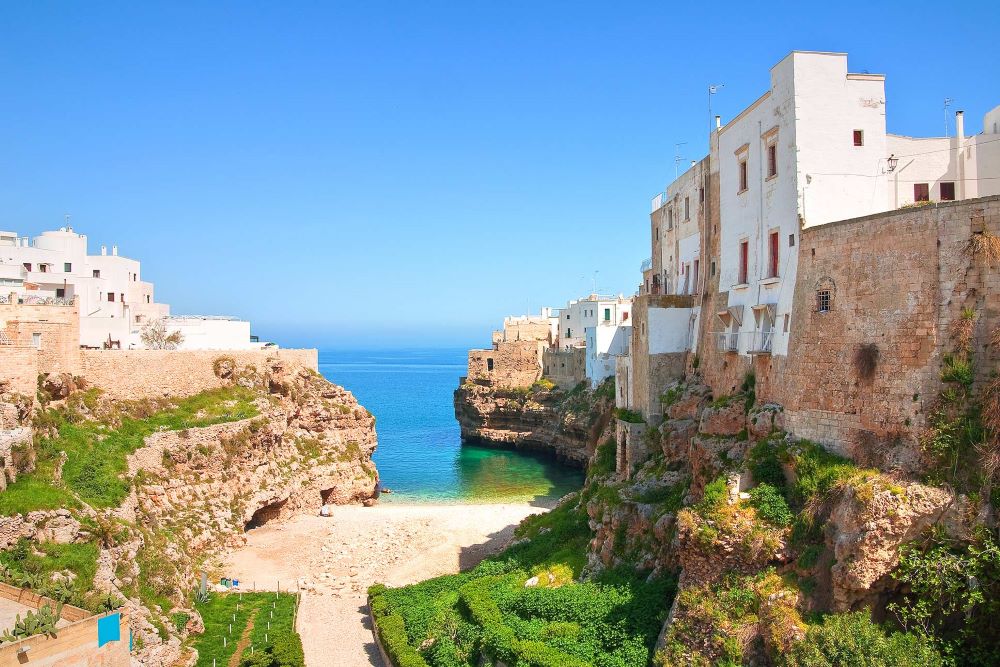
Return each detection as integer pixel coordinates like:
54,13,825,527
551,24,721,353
318,348,583,505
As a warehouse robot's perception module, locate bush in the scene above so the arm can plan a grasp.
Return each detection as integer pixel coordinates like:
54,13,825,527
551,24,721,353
614,408,645,424
786,612,944,666
589,438,617,478
748,440,787,490
748,484,792,526
941,354,974,388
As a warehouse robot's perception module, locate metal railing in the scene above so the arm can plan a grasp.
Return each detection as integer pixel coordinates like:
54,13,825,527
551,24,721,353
748,331,773,354
651,192,668,212
716,331,739,352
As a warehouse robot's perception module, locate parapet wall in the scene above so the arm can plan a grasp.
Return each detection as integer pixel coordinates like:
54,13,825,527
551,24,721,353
467,340,544,389
79,348,319,399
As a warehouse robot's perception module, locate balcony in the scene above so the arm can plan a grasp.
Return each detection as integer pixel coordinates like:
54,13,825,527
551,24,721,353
748,331,773,355
651,192,668,212
716,331,739,353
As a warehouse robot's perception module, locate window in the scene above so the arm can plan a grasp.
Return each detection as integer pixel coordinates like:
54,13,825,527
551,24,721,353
914,183,930,202
603,308,611,322
767,144,777,178
711,260,716,277
146,295,150,304
817,289,832,313
768,230,780,278
783,314,790,333
940,182,956,201
93,269,101,278
667,208,674,229
31,333,41,349
684,197,690,221
738,240,749,284
55,288,65,298
486,358,494,372
107,292,115,302
693,259,700,292
699,187,705,203
789,234,796,247
853,130,864,146
739,160,748,192
22,263,31,271
566,328,572,338
119,293,124,302
655,227,659,240
64,262,72,272
38,264,48,273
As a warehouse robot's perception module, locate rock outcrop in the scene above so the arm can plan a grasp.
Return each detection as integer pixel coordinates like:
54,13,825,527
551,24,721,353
454,381,614,466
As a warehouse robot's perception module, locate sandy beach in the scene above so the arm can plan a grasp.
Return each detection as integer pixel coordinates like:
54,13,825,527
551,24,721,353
220,502,548,667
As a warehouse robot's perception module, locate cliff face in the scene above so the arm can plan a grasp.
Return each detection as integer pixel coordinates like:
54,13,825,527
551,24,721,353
453,380,615,467
0,356,378,667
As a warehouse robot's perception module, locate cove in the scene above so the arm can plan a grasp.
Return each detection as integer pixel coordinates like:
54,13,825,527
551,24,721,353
319,348,583,505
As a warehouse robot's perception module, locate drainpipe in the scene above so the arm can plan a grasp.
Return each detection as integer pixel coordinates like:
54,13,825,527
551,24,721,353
955,111,965,199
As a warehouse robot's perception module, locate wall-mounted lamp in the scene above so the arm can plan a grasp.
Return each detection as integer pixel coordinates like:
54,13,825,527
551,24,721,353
887,154,898,173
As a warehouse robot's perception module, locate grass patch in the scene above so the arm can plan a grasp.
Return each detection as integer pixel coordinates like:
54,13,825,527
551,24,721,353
0,539,98,609
8,386,259,512
370,499,676,667
192,592,301,667
614,408,645,424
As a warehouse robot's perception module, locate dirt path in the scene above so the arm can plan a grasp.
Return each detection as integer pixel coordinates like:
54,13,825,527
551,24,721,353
219,502,548,667
228,615,255,667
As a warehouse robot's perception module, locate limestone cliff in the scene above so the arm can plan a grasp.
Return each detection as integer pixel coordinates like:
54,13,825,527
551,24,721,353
0,356,379,667
453,379,615,467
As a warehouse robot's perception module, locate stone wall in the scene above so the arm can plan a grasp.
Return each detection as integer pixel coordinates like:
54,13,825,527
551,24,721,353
771,196,1000,456
542,346,586,389
0,346,38,396
79,348,319,399
466,340,543,389
0,300,81,376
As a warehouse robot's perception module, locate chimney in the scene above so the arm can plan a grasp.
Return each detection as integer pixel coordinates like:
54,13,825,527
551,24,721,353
955,110,965,140
715,115,722,129
112,245,118,256
101,245,107,256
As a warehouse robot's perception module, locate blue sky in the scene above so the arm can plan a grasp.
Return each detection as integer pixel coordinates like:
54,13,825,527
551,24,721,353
1,2,996,348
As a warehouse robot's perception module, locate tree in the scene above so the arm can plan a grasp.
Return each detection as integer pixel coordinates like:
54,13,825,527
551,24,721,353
140,319,184,350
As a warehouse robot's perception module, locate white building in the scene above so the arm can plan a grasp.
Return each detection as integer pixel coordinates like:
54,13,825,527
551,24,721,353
0,227,260,350
558,294,632,350
585,321,631,388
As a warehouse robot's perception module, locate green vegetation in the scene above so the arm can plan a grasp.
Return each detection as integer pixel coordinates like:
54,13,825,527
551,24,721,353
2,386,258,514
0,539,98,609
593,377,616,400
786,612,943,667
369,500,676,667
888,531,1000,665
613,408,644,424
590,439,617,478
532,378,557,391
193,592,302,667
748,483,792,527
0,602,62,643
941,354,974,389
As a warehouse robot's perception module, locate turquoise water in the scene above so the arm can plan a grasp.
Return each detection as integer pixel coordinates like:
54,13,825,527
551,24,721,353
319,348,583,505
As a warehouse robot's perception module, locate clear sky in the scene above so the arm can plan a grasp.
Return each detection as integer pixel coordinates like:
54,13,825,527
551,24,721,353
1,2,996,349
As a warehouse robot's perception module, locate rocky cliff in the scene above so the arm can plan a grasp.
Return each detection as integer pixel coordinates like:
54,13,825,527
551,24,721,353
0,356,378,666
453,379,615,467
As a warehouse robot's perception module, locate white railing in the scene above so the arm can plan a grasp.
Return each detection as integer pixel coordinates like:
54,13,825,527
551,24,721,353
651,192,668,212
748,331,773,354
716,331,739,352
640,257,652,272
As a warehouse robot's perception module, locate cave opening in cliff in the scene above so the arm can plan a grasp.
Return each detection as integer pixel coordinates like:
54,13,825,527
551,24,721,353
320,488,336,504
245,498,288,531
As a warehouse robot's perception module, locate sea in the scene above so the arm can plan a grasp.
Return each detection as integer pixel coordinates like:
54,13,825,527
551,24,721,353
318,348,583,505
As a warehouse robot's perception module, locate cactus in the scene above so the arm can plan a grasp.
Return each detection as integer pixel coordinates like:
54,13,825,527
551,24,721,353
0,603,63,643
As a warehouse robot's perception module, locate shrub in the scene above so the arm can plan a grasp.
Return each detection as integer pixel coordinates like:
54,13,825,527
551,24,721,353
748,440,787,490
614,408,645,424
941,354,974,388
748,484,792,526
589,439,617,478
532,377,557,391
786,612,943,666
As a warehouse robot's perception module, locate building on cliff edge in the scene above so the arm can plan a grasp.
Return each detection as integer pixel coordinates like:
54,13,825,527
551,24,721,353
0,226,265,350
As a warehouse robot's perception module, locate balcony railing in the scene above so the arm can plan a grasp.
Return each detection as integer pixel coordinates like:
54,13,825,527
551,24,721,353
714,330,774,354
748,331,773,355
716,331,739,353
640,257,652,272
651,192,668,212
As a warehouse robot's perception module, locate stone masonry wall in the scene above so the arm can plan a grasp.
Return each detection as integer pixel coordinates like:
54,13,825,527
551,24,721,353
467,339,543,389
543,346,586,389
0,346,39,396
1,300,82,376
79,348,319,399
770,196,1000,457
